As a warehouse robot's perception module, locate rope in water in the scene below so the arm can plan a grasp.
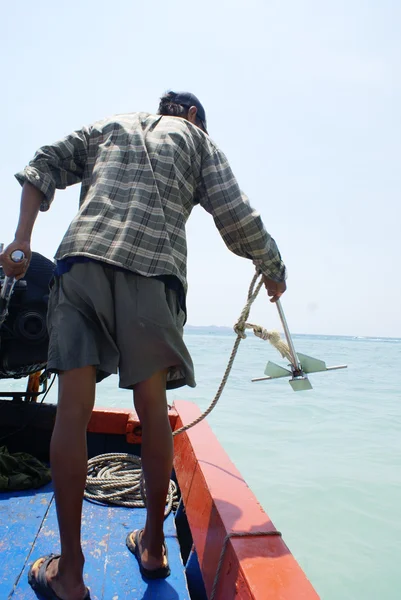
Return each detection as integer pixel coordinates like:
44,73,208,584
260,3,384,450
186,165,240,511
84,271,292,510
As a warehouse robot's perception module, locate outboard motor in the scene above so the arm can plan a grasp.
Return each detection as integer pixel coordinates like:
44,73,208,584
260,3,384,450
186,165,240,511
0,248,54,379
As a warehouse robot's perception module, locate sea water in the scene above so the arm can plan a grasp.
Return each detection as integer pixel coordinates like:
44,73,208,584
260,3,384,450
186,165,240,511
173,331,401,600
5,331,401,599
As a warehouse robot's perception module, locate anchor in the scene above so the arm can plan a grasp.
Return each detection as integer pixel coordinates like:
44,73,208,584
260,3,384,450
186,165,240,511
252,299,347,391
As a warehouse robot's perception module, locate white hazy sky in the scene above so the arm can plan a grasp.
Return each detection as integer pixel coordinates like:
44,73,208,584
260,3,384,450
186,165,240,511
1,0,400,337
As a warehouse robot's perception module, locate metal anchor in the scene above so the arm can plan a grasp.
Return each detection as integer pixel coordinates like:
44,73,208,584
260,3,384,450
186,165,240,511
252,299,347,391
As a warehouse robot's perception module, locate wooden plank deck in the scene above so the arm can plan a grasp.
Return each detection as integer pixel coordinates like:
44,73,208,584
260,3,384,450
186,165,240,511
3,486,190,600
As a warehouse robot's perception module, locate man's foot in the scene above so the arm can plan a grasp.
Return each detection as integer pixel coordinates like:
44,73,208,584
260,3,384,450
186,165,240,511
28,554,89,600
126,529,170,579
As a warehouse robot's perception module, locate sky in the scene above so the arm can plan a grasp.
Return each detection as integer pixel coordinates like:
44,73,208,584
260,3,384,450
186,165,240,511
1,0,400,337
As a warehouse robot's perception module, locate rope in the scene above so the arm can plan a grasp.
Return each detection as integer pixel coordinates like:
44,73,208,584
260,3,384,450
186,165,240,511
172,271,291,436
84,453,178,514
209,530,282,600
84,271,292,511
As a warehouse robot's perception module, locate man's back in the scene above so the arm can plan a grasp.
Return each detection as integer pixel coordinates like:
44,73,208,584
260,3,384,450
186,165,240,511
15,110,285,294
16,113,214,287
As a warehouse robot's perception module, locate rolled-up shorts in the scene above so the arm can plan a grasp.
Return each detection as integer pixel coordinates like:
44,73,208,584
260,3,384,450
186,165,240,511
46,262,196,390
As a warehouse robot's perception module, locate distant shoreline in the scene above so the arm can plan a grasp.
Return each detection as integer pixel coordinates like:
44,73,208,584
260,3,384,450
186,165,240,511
184,325,401,341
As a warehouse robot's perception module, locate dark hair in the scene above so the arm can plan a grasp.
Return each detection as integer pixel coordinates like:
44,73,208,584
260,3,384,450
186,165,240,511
158,91,205,130
158,92,189,118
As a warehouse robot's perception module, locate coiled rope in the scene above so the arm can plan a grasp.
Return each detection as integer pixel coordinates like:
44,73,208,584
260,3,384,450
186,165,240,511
85,453,178,514
84,271,291,512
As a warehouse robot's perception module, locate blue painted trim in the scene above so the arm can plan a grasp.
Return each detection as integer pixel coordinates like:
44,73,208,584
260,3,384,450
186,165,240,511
185,547,208,600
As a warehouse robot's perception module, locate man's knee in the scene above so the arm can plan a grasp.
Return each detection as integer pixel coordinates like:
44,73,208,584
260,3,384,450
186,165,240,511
57,366,96,423
134,369,167,404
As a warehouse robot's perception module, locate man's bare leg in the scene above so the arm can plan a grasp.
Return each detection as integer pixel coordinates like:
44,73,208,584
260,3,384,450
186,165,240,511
129,369,172,570
30,366,96,600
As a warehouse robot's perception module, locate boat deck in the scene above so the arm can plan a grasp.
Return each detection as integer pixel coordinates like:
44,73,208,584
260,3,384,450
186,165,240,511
1,483,190,600
0,400,320,600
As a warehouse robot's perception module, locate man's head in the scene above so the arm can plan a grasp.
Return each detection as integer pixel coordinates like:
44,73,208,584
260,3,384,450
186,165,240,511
158,91,208,134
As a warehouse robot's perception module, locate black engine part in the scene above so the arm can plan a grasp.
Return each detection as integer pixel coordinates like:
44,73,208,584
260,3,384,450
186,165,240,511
0,252,55,378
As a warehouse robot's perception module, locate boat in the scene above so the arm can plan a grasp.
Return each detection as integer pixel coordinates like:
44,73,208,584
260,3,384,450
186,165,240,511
0,251,320,599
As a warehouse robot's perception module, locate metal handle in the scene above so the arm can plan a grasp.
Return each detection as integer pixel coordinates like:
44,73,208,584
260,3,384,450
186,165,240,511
0,249,26,326
10,250,25,263
0,250,25,298
275,299,302,372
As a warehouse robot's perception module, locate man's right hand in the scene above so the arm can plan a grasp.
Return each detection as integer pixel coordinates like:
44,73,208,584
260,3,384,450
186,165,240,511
262,275,287,303
0,239,31,280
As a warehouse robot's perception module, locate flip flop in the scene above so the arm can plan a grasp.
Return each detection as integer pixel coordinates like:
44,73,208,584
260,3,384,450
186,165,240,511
28,554,90,600
126,529,171,580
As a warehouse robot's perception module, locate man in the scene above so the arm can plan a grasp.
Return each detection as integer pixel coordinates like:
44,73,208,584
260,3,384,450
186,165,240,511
0,91,286,600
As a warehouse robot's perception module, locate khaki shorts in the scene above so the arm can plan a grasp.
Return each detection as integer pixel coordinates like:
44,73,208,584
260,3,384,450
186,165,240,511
46,262,195,390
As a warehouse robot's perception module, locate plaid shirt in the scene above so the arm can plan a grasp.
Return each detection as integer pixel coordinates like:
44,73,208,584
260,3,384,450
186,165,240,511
15,113,286,291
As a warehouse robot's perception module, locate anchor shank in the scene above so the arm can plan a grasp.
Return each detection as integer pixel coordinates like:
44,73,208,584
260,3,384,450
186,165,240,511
275,299,301,371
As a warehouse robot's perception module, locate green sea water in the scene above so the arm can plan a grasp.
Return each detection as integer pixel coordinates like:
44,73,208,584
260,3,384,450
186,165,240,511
177,331,401,600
